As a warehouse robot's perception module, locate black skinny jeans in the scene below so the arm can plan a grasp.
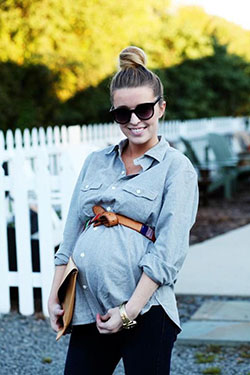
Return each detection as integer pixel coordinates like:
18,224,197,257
64,306,180,375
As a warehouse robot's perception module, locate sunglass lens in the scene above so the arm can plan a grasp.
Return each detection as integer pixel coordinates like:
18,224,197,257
114,108,130,124
135,103,154,120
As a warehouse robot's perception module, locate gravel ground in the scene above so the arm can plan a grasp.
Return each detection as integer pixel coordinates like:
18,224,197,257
1,297,250,375
1,177,249,374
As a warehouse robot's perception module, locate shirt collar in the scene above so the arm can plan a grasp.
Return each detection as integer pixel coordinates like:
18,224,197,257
105,136,169,162
105,139,126,156
138,136,169,163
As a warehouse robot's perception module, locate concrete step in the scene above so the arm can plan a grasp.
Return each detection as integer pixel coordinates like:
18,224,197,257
177,300,250,346
192,300,250,321
175,224,250,296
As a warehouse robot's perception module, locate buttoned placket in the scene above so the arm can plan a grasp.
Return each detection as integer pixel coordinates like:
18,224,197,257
78,254,88,290
78,265,103,315
103,166,128,212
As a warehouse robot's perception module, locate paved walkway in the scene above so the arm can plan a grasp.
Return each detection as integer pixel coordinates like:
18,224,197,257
175,224,250,345
175,224,250,296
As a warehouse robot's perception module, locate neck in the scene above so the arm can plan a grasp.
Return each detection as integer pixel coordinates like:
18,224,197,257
125,137,159,159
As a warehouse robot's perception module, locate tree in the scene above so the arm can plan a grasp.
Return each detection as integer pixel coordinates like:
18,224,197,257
1,1,250,130
58,39,250,124
0,61,60,131
0,0,170,100
160,40,250,120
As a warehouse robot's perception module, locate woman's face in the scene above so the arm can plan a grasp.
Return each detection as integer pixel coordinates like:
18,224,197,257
113,86,166,151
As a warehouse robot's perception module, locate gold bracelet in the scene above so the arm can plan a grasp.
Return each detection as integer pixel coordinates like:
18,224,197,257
119,303,137,329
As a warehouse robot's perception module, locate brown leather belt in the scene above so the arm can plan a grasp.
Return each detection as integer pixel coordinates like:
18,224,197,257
86,205,156,242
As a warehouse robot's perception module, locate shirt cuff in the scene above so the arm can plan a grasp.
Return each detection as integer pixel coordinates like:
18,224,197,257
54,252,69,266
139,252,178,286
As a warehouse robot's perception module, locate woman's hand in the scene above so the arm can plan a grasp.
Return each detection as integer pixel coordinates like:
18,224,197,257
48,301,64,332
96,307,123,334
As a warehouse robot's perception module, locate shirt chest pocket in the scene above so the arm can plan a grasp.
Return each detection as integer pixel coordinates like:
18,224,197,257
120,185,158,223
79,182,103,218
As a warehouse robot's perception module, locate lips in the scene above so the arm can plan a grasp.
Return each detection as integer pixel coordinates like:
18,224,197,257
127,127,146,136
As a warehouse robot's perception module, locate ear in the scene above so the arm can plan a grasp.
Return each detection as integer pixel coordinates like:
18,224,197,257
158,101,166,119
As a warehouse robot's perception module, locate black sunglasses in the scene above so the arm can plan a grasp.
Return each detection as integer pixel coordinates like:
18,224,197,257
110,96,162,124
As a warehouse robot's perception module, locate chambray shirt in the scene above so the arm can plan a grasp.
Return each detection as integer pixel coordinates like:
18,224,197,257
55,136,199,330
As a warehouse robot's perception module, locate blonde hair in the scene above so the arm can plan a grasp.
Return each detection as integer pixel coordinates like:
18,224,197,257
110,46,164,103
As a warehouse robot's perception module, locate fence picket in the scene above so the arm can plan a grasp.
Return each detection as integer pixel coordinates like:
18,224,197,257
31,127,39,149
68,125,81,145
0,131,5,161
61,125,68,145
15,128,23,149
54,126,61,146
36,150,55,316
11,151,34,315
46,126,54,146
39,127,46,147
23,128,31,150
6,129,14,153
0,165,10,313
0,130,5,151
81,125,87,144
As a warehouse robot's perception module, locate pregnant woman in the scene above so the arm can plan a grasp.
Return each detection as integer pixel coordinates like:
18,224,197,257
48,45,198,375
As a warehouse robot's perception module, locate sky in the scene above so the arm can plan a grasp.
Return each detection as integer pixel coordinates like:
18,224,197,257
174,0,250,30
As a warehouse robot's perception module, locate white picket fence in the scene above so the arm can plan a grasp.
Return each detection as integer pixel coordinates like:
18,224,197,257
0,117,248,317
0,117,247,173
0,149,78,316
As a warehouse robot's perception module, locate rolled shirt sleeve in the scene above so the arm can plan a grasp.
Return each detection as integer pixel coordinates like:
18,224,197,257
139,167,199,286
54,153,93,266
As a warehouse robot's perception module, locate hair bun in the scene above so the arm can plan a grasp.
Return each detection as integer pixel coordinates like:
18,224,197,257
119,46,147,70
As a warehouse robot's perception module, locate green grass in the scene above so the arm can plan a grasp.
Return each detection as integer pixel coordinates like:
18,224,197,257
240,350,250,358
195,352,215,364
202,367,221,374
41,357,52,364
205,345,222,354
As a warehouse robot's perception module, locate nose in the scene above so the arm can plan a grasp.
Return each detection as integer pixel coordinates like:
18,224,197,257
130,112,140,125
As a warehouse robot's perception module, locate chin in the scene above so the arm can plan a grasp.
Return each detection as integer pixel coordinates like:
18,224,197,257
128,136,150,145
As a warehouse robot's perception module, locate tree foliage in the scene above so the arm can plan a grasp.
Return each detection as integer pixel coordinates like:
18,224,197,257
169,6,250,63
161,42,250,120
57,41,250,125
0,1,250,131
0,0,170,100
0,61,60,131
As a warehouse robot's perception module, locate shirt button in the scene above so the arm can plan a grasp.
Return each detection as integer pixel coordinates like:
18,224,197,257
111,186,116,190
80,252,85,257
136,189,141,194
93,227,98,231
85,184,89,188
121,171,125,175
82,284,87,290
106,206,111,211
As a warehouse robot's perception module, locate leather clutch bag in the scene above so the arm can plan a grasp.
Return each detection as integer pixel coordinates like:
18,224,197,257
56,256,79,341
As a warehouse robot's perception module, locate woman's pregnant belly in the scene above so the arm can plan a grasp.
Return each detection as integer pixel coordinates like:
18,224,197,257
72,223,149,309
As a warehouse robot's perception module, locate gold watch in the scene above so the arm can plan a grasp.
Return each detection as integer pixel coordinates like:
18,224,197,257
119,303,137,329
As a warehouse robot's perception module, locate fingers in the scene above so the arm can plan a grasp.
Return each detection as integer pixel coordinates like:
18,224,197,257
96,313,112,334
99,312,110,322
51,320,61,332
96,309,123,334
55,306,64,316
48,303,64,332
96,313,110,331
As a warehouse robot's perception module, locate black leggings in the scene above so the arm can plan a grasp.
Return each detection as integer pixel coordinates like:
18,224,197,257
64,306,180,375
